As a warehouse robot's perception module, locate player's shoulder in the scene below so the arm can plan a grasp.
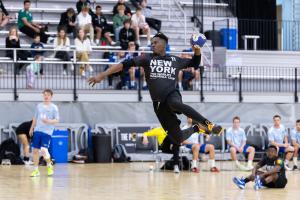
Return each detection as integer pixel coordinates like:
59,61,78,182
238,127,245,133
50,103,59,110
227,127,233,133
280,124,286,130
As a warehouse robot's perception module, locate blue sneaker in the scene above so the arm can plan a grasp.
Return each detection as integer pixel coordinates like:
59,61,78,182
254,175,263,190
233,177,246,189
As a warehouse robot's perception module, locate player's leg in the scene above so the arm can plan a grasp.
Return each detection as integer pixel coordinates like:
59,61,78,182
190,144,200,172
203,144,219,172
178,70,184,91
30,132,42,177
284,146,294,170
160,137,180,173
293,145,299,169
166,91,223,135
245,145,255,169
40,133,54,176
18,134,31,164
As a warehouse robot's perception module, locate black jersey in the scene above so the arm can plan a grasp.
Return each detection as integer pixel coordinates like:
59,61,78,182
258,155,286,177
122,53,201,102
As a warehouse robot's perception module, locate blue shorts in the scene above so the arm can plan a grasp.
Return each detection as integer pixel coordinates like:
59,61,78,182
229,145,250,154
186,144,207,153
31,131,51,149
279,147,286,154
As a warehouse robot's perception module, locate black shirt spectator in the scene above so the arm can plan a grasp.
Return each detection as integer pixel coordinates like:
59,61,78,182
76,0,91,13
119,19,136,50
58,8,76,37
0,0,9,16
113,0,132,16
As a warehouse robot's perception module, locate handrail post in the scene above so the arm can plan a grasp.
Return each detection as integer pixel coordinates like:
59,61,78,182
73,50,78,101
239,71,243,102
13,49,18,101
295,68,298,103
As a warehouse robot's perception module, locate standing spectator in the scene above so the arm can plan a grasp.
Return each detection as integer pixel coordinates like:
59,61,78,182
119,19,136,50
268,115,295,171
0,0,9,28
140,0,161,32
26,55,42,89
113,5,128,42
5,27,30,74
131,7,151,45
113,0,132,17
31,34,45,75
77,6,94,42
130,0,142,9
291,119,300,170
58,8,77,38
92,5,115,46
54,28,73,76
16,120,33,165
75,28,92,77
18,0,50,43
76,0,92,14
226,116,255,171
125,41,139,89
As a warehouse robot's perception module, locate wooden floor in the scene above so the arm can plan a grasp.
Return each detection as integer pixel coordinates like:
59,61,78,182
1,162,300,200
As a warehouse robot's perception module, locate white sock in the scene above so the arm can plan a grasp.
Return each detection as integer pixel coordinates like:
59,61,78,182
195,81,200,90
47,162,52,167
178,82,182,89
235,160,240,165
143,81,147,87
33,166,38,170
247,160,253,167
208,159,216,168
284,160,289,165
130,81,135,87
192,160,197,168
293,157,298,166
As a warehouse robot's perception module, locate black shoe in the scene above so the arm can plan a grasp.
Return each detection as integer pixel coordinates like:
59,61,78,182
293,165,298,170
207,123,224,135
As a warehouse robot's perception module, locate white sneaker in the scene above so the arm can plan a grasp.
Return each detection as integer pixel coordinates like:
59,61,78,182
236,163,249,171
70,64,74,71
81,70,86,77
110,41,116,46
147,40,151,46
285,164,293,171
246,165,254,171
88,66,94,73
24,160,34,165
62,69,67,76
173,165,180,173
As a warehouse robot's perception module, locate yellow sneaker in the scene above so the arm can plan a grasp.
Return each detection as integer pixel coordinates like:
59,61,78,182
30,169,40,177
47,165,54,176
207,123,224,135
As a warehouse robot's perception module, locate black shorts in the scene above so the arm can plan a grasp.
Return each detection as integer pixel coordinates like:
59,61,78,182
94,26,110,36
264,175,287,188
160,136,173,154
16,121,32,138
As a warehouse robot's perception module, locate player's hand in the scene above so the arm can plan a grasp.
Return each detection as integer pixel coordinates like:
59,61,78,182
142,136,149,146
88,73,106,87
249,174,255,181
29,128,34,137
283,143,289,148
238,147,243,153
42,118,49,124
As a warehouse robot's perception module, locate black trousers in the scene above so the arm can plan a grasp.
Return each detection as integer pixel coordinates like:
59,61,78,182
146,18,161,32
55,51,71,70
19,26,49,43
160,136,180,165
7,50,31,72
153,90,211,145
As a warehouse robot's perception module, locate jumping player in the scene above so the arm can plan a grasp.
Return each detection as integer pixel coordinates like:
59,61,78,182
88,32,223,146
233,145,288,190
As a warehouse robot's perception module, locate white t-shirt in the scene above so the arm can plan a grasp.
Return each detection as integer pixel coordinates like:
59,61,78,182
268,124,287,144
75,38,92,52
77,12,92,27
54,37,70,51
131,13,147,28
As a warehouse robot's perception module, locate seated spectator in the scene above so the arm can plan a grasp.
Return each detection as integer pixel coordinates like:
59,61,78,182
58,8,77,38
26,55,42,88
182,117,220,173
18,0,50,43
131,7,151,45
76,0,91,13
113,5,129,42
0,0,9,28
130,0,142,9
178,50,200,91
54,28,73,76
75,28,92,77
5,27,30,74
77,6,94,42
291,119,300,170
268,115,294,171
92,5,115,46
16,120,34,165
119,19,136,50
31,34,44,75
105,51,126,89
140,0,161,32
226,116,255,171
113,0,132,17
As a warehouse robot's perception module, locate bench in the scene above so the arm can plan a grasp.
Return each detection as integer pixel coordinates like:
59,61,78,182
179,1,229,7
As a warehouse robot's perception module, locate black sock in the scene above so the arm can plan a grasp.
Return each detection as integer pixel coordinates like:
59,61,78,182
244,178,250,183
260,178,266,186
193,125,199,132
23,156,29,161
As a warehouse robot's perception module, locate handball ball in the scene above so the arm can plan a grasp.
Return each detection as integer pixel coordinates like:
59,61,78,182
190,33,206,48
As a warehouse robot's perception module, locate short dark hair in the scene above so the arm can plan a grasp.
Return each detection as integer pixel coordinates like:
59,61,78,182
296,119,300,123
268,145,277,151
33,34,40,39
43,89,53,96
123,19,131,25
96,5,102,9
24,0,31,4
273,115,281,120
232,116,240,122
136,7,142,12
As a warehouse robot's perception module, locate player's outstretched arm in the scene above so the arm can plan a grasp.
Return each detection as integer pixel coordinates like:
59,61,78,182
88,63,124,87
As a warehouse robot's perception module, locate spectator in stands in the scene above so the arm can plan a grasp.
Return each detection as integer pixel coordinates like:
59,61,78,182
113,5,129,42
54,28,73,76
75,28,92,77
58,8,77,38
76,0,91,13
31,34,45,75
268,115,294,171
92,5,116,46
131,7,151,46
18,0,50,44
16,120,34,165
291,119,300,170
105,51,126,89
113,0,132,17
129,0,142,9
178,50,200,91
119,19,136,50
26,55,42,88
226,116,255,171
182,117,220,173
5,27,31,74
0,0,9,28
77,6,94,42
140,0,161,32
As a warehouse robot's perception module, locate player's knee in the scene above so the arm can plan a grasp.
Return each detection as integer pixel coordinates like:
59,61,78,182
230,147,236,153
40,147,50,159
249,146,255,153
193,144,200,150
33,148,39,154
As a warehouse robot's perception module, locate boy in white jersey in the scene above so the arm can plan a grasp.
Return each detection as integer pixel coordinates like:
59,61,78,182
226,116,255,171
291,119,300,170
268,115,294,171
29,89,59,177
182,117,219,173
